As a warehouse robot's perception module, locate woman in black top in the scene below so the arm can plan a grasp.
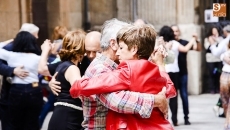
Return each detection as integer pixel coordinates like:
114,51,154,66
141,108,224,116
39,30,85,130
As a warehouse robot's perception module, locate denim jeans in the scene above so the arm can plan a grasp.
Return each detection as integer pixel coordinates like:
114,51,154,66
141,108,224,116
8,84,43,130
179,74,189,120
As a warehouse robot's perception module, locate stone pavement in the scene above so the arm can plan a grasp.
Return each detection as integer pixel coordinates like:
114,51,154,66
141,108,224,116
170,94,225,130
40,94,224,130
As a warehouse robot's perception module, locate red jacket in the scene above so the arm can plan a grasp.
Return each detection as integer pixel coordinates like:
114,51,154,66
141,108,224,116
70,60,176,130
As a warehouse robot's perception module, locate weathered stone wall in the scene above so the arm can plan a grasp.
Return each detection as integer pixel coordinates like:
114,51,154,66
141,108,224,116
47,0,83,38
0,0,21,41
0,0,206,94
117,0,203,94
89,0,117,26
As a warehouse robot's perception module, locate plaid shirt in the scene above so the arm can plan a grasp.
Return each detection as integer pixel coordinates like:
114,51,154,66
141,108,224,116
82,53,155,130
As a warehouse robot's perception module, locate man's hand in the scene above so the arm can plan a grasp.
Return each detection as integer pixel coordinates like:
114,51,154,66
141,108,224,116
49,72,61,96
154,87,168,119
13,66,29,79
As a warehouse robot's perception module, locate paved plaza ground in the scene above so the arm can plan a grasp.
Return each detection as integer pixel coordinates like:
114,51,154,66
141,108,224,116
41,94,225,130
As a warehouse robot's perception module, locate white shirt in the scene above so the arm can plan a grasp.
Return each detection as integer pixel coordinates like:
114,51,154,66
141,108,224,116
165,40,180,73
221,50,230,73
0,48,40,84
210,35,230,58
204,37,223,62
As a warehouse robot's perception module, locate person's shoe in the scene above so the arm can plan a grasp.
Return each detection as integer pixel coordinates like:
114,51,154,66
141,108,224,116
213,106,220,117
185,120,191,125
173,122,179,126
219,113,226,118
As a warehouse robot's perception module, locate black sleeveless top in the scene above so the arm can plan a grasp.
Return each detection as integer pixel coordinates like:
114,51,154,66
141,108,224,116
55,61,82,106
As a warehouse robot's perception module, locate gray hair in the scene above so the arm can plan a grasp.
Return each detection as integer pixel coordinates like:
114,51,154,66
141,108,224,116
223,25,230,33
19,23,39,33
100,18,129,50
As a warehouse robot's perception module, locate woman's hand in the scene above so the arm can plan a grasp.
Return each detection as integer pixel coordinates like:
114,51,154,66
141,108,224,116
151,45,167,65
41,39,53,53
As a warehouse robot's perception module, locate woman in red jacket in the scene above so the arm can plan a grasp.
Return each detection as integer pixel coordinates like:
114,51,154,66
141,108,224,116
70,24,177,130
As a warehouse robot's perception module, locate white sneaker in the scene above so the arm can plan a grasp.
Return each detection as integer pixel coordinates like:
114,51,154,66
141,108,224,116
213,106,220,117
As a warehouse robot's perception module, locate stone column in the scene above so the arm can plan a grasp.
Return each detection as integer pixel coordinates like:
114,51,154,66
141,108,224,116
176,0,202,95
0,0,21,41
88,0,117,30
117,0,203,95
47,0,83,37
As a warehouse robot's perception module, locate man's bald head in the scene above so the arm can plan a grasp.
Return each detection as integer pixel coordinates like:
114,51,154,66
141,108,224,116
85,31,101,61
134,19,146,26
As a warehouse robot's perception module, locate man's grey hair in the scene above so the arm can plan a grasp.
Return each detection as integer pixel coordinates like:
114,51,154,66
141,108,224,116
19,23,39,33
100,18,130,51
223,25,230,33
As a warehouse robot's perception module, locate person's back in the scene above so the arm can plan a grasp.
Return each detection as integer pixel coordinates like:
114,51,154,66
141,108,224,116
0,31,43,130
0,50,40,83
48,61,83,130
55,61,82,105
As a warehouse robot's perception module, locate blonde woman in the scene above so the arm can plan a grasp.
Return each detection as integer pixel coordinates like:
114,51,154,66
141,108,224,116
41,30,85,130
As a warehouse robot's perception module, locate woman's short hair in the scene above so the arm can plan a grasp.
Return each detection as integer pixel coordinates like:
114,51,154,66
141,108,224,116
12,31,40,55
58,29,86,62
117,24,157,60
159,26,175,42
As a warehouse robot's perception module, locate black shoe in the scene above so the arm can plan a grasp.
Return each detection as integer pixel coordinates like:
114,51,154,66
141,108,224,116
173,122,179,126
219,113,226,118
185,120,191,125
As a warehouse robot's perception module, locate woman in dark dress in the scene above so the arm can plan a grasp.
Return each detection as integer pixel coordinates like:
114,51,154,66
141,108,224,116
39,30,86,130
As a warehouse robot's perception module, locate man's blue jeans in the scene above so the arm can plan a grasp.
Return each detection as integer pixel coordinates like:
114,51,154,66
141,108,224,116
178,74,189,120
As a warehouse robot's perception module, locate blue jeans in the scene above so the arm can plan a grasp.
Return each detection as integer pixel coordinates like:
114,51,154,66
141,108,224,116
8,84,43,130
178,74,189,120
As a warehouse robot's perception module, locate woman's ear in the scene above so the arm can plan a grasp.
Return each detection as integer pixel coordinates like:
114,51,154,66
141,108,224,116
131,45,138,55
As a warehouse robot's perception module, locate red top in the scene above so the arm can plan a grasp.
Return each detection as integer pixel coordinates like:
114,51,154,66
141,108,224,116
70,60,176,130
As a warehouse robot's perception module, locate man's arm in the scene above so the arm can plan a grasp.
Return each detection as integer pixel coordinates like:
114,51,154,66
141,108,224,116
97,87,168,118
0,60,15,76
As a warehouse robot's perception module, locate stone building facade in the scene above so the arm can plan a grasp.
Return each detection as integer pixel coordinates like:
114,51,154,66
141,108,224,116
0,0,230,94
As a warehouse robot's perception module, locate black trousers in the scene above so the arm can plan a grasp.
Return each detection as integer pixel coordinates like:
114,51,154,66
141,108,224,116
8,84,43,130
0,81,12,130
168,72,179,123
48,105,84,130
207,62,222,93
0,104,12,130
